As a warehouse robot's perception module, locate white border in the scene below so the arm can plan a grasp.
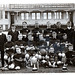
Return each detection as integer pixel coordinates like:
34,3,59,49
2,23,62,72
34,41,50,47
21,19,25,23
0,0,75,4
0,0,75,75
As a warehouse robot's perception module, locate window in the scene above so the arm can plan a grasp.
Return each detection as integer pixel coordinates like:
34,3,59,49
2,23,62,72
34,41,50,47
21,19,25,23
43,13,47,19
36,13,40,19
32,13,35,19
54,12,57,19
48,12,51,19
25,13,29,20
5,11,8,19
66,12,69,19
21,13,24,20
54,12,62,19
59,12,62,19
61,12,64,19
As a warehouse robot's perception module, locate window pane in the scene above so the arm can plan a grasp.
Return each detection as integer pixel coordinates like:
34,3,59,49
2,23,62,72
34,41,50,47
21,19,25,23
57,12,60,19
55,12,57,19
32,13,35,19
43,13,47,19
66,12,69,19
36,13,40,19
25,13,29,20
21,13,24,20
48,12,51,19
60,12,62,19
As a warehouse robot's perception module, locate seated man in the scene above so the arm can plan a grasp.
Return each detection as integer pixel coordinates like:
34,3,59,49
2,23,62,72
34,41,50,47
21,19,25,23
15,34,26,53
28,31,34,46
62,33,68,42
3,35,15,70
13,47,25,69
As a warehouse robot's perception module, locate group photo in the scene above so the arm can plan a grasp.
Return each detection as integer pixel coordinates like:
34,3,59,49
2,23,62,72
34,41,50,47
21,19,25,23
0,3,75,73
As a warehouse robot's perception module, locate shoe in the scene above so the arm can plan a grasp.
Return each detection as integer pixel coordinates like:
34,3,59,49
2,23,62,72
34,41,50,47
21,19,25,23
1,67,8,71
62,66,68,72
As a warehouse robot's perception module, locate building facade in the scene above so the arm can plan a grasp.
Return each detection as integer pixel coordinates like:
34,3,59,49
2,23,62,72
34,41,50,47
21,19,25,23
0,4,75,30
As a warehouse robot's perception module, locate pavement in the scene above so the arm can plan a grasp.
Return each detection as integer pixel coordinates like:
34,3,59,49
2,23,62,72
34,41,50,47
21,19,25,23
0,65,75,73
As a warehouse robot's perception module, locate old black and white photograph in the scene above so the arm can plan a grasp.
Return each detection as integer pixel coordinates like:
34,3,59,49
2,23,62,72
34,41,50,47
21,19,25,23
0,0,75,74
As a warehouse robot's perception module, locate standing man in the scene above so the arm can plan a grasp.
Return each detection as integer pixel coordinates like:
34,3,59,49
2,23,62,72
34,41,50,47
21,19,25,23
65,21,73,43
20,22,30,42
0,26,7,68
8,25,19,42
71,27,75,51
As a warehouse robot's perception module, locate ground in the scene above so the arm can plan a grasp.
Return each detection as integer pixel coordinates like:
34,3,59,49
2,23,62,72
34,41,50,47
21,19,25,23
0,65,75,73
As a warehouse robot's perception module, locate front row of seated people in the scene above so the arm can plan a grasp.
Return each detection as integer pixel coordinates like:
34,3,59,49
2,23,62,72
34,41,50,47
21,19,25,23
3,33,73,70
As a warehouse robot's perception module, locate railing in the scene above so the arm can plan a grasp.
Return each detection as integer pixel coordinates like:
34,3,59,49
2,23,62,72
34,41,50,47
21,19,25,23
9,4,74,9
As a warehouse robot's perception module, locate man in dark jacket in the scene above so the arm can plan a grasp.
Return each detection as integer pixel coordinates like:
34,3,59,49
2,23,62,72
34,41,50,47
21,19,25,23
0,26,7,67
4,35,15,70
20,22,30,42
8,25,19,42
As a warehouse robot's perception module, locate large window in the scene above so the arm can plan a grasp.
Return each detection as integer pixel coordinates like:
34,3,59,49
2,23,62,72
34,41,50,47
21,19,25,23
59,12,62,19
66,12,69,19
32,13,35,19
43,13,47,19
54,12,57,19
48,12,51,19
36,13,40,19
25,13,29,20
54,12,62,19
21,13,24,20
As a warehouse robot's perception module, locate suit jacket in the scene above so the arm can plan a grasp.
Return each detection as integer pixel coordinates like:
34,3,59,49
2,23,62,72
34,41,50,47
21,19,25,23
0,33,7,51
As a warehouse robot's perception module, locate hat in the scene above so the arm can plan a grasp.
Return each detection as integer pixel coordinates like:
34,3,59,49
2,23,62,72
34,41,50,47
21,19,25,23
11,25,16,28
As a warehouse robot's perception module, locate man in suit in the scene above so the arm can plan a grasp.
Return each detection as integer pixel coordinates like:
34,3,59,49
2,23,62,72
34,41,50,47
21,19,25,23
0,26,7,68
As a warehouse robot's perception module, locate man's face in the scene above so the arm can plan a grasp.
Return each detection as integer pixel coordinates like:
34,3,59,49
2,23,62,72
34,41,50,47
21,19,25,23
63,34,67,40
7,35,12,41
16,48,21,54
11,27,16,32
52,31,57,39
23,23,27,28
18,34,23,40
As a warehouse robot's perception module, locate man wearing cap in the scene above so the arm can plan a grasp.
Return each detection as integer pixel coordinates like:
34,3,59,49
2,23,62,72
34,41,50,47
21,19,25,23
8,25,19,42
0,26,7,68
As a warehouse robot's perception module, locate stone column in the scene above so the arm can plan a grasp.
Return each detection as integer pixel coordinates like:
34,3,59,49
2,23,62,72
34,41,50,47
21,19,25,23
8,11,11,29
